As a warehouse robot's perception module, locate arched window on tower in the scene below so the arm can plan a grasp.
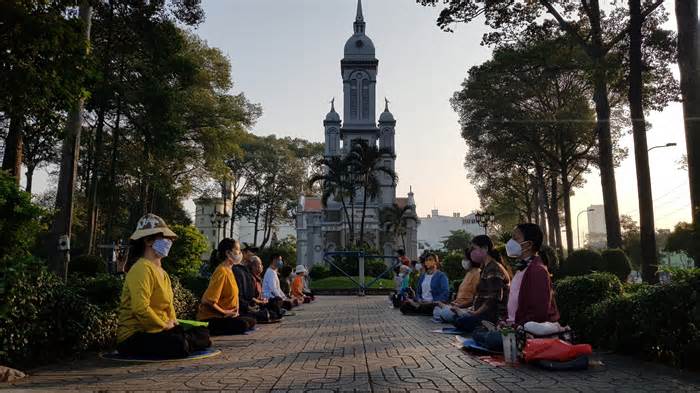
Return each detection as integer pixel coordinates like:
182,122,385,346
350,71,369,121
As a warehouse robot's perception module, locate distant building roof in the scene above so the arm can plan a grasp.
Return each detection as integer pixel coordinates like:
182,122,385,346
304,198,323,212
396,197,408,209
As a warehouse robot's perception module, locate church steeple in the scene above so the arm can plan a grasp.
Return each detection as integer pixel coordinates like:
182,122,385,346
354,0,365,34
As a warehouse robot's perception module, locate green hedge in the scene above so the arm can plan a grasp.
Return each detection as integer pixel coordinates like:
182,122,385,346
309,264,332,280
442,251,464,281
600,249,632,281
555,270,700,369
69,255,108,277
554,272,623,335
558,249,603,278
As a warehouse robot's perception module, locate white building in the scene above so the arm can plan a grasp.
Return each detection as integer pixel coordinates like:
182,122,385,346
194,197,296,260
586,204,606,249
295,1,419,266
418,209,484,252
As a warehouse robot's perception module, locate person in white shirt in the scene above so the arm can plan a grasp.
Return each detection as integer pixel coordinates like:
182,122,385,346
262,256,294,310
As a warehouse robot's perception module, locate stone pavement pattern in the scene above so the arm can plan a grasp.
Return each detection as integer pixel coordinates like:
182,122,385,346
4,296,700,392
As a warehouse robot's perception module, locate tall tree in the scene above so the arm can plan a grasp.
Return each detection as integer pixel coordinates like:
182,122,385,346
380,203,417,251
49,0,93,278
674,0,699,267
419,0,670,249
347,139,397,247
309,156,356,247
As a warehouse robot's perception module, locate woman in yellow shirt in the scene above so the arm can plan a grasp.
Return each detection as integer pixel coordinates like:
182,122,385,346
116,214,211,358
197,238,256,335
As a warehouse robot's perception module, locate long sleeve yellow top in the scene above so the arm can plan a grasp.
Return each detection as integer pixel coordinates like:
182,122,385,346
116,258,176,343
196,264,239,321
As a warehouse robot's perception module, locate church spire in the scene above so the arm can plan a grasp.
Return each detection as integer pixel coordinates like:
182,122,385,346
354,0,365,34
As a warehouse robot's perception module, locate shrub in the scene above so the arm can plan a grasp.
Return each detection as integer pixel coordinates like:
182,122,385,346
69,254,108,277
539,245,560,277
164,224,209,277
451,279,463,293
558,249,603,278
171,276,199,320
258,237,297,267
69,273,123,309
442,251,464,281
0,171,46,261
0,257,118,368
600,248,632,281
179,273,210,300
554,272,623,330
365,259,389,278
309,264,332,280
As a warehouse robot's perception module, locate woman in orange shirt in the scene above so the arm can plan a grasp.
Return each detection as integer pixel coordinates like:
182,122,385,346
197,239,256,335
291,265,311,304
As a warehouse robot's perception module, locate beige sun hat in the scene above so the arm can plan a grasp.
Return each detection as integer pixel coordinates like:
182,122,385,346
130,213,178,240
294,265,308,274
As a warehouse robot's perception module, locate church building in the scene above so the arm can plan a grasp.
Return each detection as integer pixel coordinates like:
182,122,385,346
296,0,418,266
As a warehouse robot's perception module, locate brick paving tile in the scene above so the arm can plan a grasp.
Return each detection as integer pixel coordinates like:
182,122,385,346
3,296,700,392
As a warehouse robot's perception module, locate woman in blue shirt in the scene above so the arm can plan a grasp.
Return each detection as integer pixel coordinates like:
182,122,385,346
400,254,449,315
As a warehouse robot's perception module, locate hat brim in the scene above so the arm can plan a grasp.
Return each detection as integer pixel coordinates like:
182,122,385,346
130,227,178,241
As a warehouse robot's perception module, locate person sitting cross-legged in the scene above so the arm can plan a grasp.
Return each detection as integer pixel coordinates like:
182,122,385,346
291,265,313,304
263,256,295,310
400,254,449,315
452,235,511,333
248,255,283,321
116,214,211,358
432,247,481,322
196,238,256,335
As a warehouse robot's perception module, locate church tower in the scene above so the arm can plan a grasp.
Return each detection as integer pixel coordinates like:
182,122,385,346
340,0,379,149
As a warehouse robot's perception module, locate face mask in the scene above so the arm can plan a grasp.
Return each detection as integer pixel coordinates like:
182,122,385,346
276,260,284,268
231,252,243,263
461,259,470,270
415,263,423,271
153,238,173,258
470,248,487,264
506,238,523,258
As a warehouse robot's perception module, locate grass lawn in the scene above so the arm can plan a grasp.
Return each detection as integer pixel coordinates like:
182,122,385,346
310,276,395,289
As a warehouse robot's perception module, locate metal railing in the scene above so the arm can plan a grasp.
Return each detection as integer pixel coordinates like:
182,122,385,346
322,251,401,296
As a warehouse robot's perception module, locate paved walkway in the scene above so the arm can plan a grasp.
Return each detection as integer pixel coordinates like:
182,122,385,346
4,296,700,392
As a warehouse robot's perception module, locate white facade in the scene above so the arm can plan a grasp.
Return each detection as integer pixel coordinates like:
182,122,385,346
296,1,418,265
586,204,606,249
417,209,483,251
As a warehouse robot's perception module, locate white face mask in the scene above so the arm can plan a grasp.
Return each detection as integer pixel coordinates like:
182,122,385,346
231,253,243,263
461,259,471,270
505,238,523,258
415,263,423,271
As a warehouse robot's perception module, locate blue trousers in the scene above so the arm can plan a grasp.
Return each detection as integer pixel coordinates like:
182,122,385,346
473,328,503,352
453,313,484,333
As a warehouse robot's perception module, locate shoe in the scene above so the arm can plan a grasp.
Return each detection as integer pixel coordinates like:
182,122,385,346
431,317,444,324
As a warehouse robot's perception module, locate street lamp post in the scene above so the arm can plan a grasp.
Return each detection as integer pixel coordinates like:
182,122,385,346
647,142,677,152
576,208,595,249
473,211,495,235
209,211,230,244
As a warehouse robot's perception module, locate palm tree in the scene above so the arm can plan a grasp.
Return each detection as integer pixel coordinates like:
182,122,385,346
348,140,397,247
380,203,416,251
308,156,355,247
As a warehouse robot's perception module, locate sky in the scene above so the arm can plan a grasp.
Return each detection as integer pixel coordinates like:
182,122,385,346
29,0,693,236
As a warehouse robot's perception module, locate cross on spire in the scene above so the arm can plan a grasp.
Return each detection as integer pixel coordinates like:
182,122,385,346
354,0,365,34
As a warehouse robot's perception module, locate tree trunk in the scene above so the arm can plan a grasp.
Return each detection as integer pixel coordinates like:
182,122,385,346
105,99,121,243
675,0,700,266
48,1,92,279
87,107,107,254
535,163,549,244
2,114,24,184
550,175,564,261
561,170,575,254
25,164,36,194
359,178,368,247
629,0,659,282
253,203,260,246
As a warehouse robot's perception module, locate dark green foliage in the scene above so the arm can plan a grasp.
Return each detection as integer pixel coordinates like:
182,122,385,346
442,251,465,281
309,265,332,280
69,273,123,309
451,279,463,293
0,257,117,368
365,259,390,278
69,254,108,277
554,272,623,328
600,249,632,281
559,249,603,278
171,276,199,320
0,171,46,261
164,224,208,277
179,273,210,300
578,271,700,368
258,239,297,268
442,230,473,252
